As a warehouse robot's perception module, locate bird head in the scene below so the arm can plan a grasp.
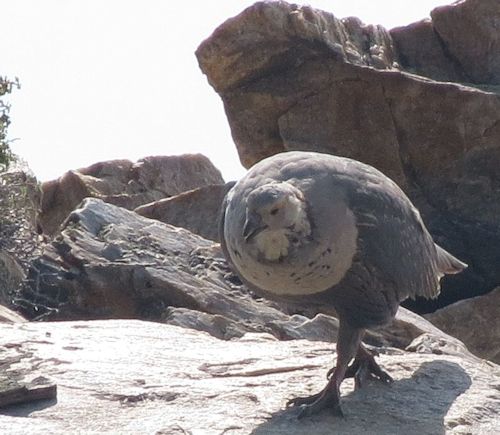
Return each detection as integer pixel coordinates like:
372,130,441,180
243,182,307,243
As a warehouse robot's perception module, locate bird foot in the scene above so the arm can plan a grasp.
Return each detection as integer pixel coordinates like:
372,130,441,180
342,348,393,390
287,382,343,419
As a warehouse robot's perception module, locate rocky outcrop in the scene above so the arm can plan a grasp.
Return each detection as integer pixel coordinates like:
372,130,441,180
196,0,500,311
430,0,500,85
391,0,500,85
390,19,467,84
426,286,500,365
38,154,224,236
135,182,234,242
0,319,498,434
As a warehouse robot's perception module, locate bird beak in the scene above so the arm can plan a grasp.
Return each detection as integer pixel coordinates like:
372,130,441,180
243,214,266,242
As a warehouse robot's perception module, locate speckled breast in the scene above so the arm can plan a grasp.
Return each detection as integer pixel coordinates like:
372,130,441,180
224,195,359,297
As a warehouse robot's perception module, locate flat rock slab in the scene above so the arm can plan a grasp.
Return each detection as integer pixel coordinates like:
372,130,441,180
0,320,498,434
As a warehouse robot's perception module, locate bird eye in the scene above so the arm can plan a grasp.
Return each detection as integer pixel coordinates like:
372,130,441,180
270,208,279,216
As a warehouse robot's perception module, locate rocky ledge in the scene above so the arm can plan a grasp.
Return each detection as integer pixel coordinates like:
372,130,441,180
0,320,498,434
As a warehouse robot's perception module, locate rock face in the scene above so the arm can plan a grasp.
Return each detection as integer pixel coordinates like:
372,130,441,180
196,0,500,311
392,0,500,85
0,319,498,434
430,0,500,85
135,182,234,242
426,287,500,365
390,19,467,83
18,198,288,331
38,154,224,236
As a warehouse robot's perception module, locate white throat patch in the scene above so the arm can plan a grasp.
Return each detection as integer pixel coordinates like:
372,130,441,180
255,229,291,261
254,208,311,262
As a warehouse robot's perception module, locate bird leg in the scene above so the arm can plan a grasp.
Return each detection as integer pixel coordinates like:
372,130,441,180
287,322,364,419
342,343,393,389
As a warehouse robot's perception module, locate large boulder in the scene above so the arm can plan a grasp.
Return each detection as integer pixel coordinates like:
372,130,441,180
135,182,234,242
430,0,500,85
0,319,498,434
391,19,467,83
391,0,500,85
426,287,500,365
196,0,500,311
38,154,224,236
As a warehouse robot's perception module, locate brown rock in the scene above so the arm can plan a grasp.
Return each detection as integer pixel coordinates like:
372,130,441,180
390,19,467,83
197,3,397,95
135,182,234,242
0,319,498,434
196,1,398,168
196,0,500,310
425,287,500,364
431,0,500,85
38,154,224,236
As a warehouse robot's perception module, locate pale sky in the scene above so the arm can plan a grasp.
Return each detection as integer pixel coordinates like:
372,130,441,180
1,0,451,182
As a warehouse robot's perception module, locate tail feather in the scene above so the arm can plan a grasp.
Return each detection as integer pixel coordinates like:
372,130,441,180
435,244,468,275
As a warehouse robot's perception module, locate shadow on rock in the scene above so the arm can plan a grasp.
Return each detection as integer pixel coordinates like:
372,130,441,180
252,360,471,435
0,397,58,417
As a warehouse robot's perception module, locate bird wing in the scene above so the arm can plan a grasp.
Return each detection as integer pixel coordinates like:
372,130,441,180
341,168,442,301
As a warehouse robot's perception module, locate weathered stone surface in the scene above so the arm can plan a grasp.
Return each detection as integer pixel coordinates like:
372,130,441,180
0,319,498,434
18,198,291,331
38,154,224,236
135,182,234,242
431,0,500,85
426,286,500,365
16,198,450,351
390,19,467,83
196,0,500,311
196,1,398,167
391,0,500,87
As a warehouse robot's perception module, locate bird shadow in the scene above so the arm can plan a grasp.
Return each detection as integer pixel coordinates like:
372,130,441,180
251,360,471,435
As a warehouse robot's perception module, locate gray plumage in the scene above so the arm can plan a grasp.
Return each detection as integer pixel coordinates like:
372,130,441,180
219,151,467,418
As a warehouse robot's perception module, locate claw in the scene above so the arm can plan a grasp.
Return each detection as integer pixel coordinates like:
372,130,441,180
286,392,323,408
326,366,335,379
345,346,393,390
288,371,344,419
297,401,344,419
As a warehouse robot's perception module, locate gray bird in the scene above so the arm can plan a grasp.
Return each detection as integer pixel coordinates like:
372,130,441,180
219,151,467,418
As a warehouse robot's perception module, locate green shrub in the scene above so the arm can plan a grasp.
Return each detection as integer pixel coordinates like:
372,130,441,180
0,76,20,171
